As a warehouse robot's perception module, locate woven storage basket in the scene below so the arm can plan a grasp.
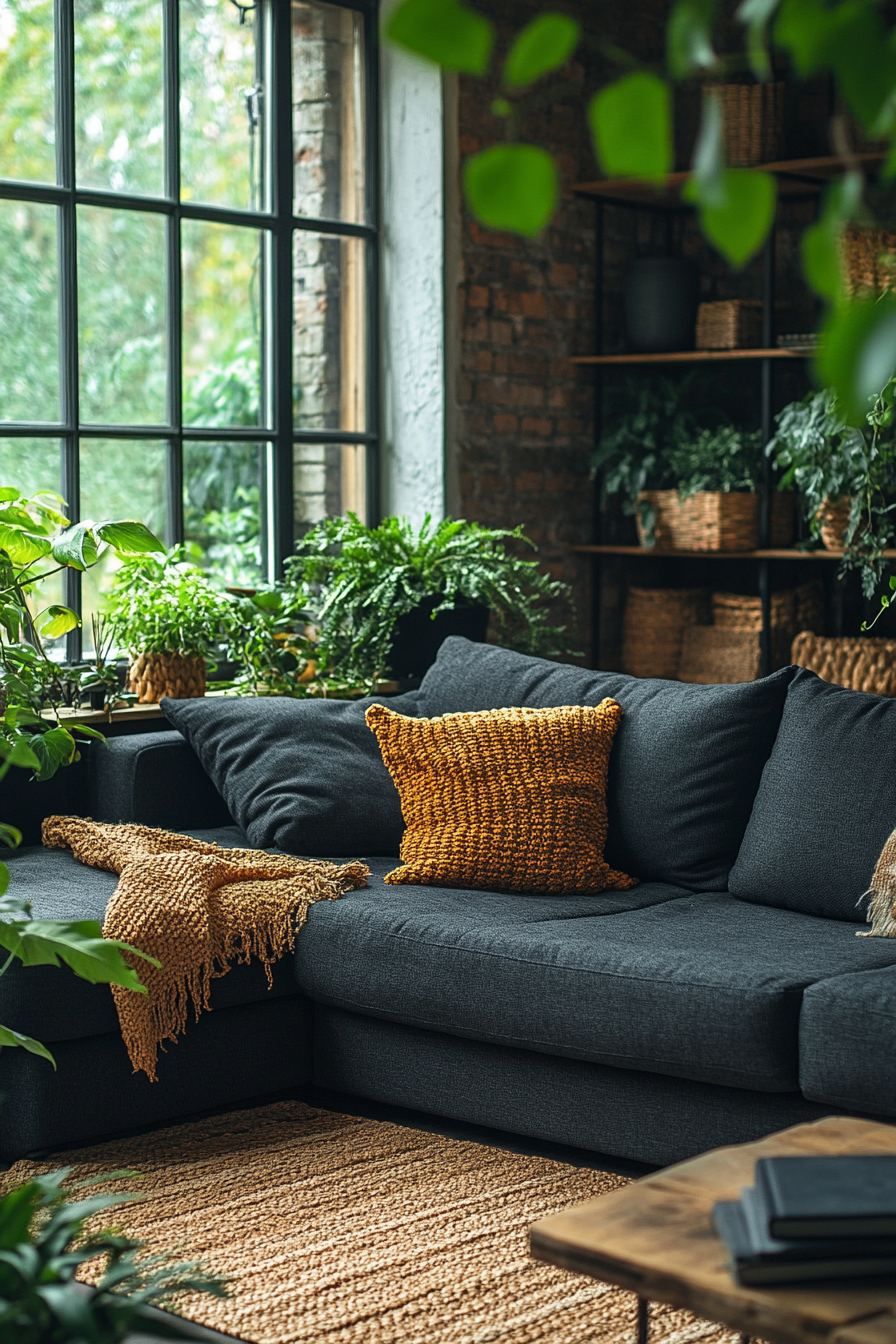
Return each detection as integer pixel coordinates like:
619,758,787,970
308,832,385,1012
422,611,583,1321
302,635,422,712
817,495,852,550
695,300,763,350
704,83,784,167
637,490,759,552
712,589,795,632
622,586,711,680
678,627,762,684
839,224,896,298
791,632,896,696
128,652,206,704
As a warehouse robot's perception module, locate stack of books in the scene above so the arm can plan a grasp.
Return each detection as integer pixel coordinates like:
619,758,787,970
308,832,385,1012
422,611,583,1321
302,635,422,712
713,1155,896,1285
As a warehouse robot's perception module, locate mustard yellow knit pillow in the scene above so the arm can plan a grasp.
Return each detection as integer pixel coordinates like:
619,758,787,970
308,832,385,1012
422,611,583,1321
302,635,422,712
365,700,635,895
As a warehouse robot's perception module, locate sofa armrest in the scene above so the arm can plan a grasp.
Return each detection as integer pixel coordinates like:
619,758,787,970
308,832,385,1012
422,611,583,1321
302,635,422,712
90,731,234,831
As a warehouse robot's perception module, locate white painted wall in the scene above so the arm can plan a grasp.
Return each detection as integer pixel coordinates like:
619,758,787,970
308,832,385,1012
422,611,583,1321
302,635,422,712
379,17,446,524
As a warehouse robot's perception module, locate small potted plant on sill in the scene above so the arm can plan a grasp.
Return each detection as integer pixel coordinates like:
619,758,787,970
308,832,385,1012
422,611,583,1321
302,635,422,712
767,382,896,594
104,548,235,703
286,513,575,692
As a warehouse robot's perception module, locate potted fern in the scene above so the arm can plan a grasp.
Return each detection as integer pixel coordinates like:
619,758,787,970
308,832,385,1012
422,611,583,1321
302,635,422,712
286,514,575,690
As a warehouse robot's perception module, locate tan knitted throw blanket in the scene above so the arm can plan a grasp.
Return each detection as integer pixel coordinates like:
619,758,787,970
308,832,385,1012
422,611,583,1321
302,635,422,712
861,825,896,937
42,817,369,1080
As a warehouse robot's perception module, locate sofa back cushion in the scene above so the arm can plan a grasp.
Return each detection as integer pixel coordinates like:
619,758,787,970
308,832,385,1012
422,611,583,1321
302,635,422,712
161,692,422,856
416,639,794,891
729,669,896,921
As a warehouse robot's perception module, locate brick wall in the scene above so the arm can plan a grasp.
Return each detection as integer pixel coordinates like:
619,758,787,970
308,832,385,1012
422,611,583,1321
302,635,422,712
452,0,666,658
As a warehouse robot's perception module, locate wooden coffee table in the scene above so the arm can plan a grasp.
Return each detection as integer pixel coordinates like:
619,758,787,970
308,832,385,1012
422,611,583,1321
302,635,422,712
530,1117,896,1344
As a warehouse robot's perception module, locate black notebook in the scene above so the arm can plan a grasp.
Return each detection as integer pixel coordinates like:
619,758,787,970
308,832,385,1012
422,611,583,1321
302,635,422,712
712,1190,896,1286
754,1156,896,1238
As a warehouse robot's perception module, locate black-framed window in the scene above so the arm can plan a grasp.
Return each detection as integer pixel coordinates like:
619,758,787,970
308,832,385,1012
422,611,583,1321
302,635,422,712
0,0,378,658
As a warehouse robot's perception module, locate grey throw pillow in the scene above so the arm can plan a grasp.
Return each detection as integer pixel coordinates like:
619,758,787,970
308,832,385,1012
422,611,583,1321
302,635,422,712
161,692,422,856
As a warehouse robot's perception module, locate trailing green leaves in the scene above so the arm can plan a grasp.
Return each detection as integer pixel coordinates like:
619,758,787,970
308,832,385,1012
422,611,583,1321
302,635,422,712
588,73,673,181
503,13,580,89
736,0,782,80
464,144,558,236
39,605,80,639
385,0,494,74
667,0,718,78
685,167,777,268
817,297,896,423
801,171,862,301
774,0,896,133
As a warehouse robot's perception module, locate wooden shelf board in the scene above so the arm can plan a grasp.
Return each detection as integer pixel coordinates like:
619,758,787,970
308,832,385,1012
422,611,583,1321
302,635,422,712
572,544,896,560
571,348,807,365
573,154,885,207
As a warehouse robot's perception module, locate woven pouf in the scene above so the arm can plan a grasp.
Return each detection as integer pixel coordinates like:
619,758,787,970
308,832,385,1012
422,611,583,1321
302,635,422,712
128,651,206,703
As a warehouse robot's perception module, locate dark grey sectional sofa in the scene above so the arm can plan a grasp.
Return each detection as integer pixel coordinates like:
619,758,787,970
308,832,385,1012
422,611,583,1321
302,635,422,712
2,637,895,1165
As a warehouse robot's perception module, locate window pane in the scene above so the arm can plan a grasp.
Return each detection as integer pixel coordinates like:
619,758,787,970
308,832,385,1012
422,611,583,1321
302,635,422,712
74,0,164,196
0,0,56,184
79,437,166,652
294,440,365,536
0,435,60,496
0,436,64,634
293,231,365,432
180,0,264,211
0,199,60,422
292,0,365,223
77,206,167,424
182,219,263,428
184,438,263,586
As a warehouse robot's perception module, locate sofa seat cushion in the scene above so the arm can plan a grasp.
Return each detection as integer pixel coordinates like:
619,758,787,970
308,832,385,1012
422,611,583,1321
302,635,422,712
294,862,896,1093
0,827,301,1043
800,968,896,1116
412,638,793,892
729,669,896,921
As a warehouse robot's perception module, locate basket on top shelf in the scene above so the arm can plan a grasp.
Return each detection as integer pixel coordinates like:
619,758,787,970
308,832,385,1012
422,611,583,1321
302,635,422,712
792,631,896,696
702,82,784,166
635,490,794,552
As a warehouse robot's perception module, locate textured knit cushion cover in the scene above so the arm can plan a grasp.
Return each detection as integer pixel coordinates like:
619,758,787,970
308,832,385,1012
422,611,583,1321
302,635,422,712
414,638,795,892
365,700,635,895
161,692,422,856
729,668,896,922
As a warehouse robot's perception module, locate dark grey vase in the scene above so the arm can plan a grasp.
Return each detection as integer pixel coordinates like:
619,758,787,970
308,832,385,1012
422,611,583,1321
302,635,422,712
624,257,698,352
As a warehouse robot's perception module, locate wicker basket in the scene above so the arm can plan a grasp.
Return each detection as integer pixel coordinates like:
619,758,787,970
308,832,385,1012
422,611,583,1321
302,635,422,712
791,632,896,696
839,224,896,298
695,300,763,350
622,586,711,680
128,652,206,704
704,83,784,167
678,627,762,684
637,490,759,552
817,495,852,550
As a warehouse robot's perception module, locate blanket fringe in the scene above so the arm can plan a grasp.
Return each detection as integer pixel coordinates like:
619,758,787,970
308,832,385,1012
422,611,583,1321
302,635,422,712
43,816,368,1079
856,826,896,938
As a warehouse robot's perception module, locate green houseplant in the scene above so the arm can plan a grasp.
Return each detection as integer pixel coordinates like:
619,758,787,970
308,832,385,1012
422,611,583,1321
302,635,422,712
286,514,575,689
105,548,236,703
594,377,766,547
0,1168,227,1342
767,382,896,595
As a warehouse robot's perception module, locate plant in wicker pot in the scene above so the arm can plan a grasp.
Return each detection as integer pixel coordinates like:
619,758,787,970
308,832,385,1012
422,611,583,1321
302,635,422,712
768,382,896,595
105,549,235,703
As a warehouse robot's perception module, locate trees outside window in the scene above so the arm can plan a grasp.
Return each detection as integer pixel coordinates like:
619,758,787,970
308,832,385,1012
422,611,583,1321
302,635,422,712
0,0,377,656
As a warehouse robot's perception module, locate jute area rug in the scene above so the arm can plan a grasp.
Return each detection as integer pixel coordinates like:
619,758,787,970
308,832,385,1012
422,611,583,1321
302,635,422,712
5,1101,740,1344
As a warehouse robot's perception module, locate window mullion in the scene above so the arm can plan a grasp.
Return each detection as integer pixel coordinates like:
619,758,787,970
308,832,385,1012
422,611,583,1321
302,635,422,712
273,0,295,579
55,0,81,661
164,0,184,549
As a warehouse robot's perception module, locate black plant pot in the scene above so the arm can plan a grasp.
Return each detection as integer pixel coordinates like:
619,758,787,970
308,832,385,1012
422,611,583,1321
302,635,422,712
624,257,698,352
386,597,489,690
